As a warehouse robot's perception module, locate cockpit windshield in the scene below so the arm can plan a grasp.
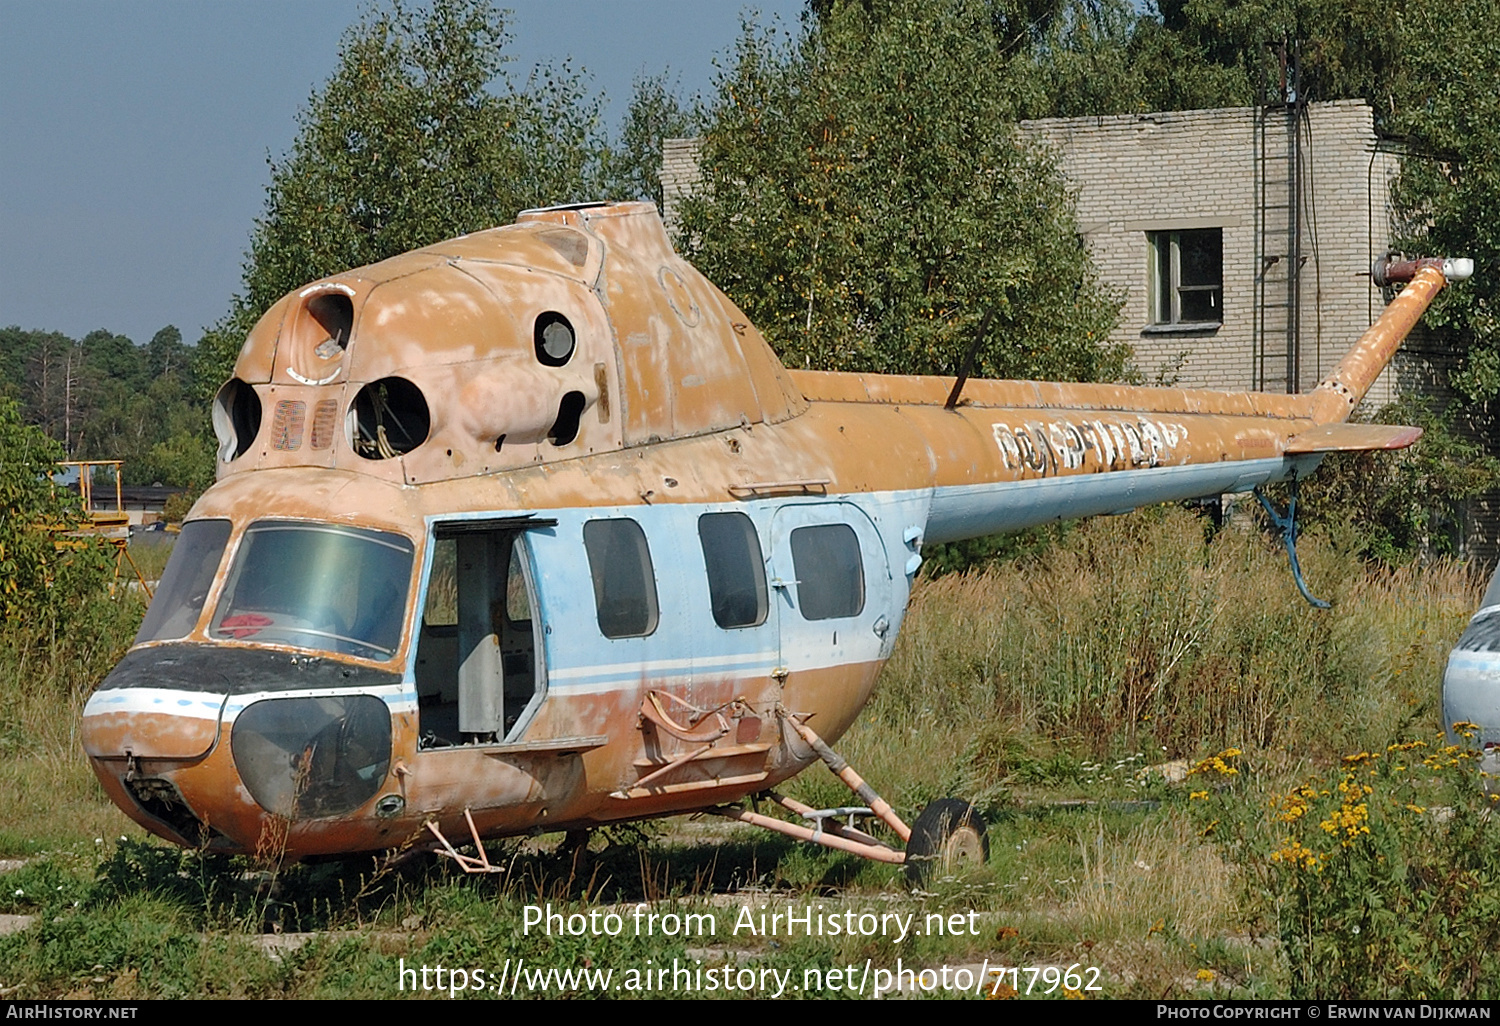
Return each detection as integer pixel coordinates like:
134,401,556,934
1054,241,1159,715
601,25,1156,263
212,521,414,660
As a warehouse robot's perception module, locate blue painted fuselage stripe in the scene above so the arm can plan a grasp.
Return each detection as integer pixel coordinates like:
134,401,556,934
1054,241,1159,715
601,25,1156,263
925,457,1295,543
399,459,1300,696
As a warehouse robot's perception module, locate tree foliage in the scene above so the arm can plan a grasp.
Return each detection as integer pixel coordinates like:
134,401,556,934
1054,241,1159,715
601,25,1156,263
0,325,204,488
0,398,111,628
1389,0,1500,404
198,0,617,388
679,0,1126,381
249,0,612,307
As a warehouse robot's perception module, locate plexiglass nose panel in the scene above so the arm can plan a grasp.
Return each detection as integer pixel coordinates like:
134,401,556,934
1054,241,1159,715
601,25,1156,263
232,695,392,818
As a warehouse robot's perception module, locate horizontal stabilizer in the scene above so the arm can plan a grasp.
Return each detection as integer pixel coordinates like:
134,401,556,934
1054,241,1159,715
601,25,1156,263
1284,423,1422,454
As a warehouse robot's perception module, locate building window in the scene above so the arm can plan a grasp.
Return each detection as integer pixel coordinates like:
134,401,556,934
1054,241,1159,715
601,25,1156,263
1148,229,1222,328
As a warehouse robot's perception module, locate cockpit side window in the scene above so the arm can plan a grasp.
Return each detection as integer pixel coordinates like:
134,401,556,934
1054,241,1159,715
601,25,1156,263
134,519,232,644
211,521,414,660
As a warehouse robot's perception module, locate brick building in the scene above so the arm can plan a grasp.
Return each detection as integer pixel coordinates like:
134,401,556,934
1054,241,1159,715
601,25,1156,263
662,101,1490,557
1018,100,1411,404
664,100,1417,402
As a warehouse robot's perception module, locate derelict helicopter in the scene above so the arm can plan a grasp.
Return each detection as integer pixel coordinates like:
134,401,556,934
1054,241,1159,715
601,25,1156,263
80,200,1471,878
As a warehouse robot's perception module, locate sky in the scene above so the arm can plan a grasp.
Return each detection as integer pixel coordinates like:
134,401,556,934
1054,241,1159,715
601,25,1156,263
0,0,804,350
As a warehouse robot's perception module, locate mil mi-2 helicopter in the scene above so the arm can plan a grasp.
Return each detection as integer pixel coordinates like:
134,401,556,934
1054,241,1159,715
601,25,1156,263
80,200,1470,878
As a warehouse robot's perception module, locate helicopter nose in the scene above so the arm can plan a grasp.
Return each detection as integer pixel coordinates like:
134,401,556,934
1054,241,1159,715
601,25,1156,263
81,687,232,846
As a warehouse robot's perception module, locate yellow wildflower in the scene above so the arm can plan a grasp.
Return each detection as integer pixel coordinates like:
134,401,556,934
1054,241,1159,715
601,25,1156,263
1188,748,1242,778
1270,838,1321,871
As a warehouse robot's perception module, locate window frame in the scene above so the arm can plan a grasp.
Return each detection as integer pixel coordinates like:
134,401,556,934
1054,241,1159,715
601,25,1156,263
1147,228,1223,330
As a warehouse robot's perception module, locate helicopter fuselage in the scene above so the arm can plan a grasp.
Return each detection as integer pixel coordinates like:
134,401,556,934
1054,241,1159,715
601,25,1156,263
78,202,1456,858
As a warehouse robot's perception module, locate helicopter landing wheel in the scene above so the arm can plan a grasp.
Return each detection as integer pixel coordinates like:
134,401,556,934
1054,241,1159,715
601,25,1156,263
903,798,988,886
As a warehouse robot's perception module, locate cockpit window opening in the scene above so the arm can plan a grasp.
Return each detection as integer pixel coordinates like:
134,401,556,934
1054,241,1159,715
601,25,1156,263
212,520,414,661
306,292,353,353
698,512,768,629
505,544,533,627
350,377,430,459
212,378,262,462
134,519,233,644
534,312,576,366
422,537,458,628
584,518,659,639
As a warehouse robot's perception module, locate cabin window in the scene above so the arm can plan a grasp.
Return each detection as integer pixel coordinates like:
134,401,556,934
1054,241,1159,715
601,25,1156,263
790,524,865,620
134,518,233,643
421,537,458,627
1148,229,1222,328
584,518,659,638
212,521,413,660
698,512,768,629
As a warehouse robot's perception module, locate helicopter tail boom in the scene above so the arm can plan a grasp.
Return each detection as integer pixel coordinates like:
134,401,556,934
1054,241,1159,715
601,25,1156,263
1305,260,1459,424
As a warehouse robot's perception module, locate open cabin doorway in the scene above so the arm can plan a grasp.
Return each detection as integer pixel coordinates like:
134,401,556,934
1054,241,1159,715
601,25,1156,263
414,520,550,747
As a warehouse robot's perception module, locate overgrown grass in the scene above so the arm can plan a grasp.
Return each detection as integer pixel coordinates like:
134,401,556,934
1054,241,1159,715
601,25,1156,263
0,583,149,854
834,506,1477,813
0,515,1488,998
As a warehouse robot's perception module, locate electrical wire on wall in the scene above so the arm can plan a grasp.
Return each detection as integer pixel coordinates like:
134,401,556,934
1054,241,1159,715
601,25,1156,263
1299,105,1323,388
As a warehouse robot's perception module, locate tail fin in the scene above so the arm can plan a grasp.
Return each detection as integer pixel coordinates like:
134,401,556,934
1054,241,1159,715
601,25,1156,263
1305,257,1472,424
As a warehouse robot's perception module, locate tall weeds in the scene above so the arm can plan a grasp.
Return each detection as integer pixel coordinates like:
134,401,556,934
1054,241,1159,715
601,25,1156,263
870,508,1478,789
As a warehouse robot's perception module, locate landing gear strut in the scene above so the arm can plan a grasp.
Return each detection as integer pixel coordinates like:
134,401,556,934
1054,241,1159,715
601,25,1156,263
713,714,988,884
